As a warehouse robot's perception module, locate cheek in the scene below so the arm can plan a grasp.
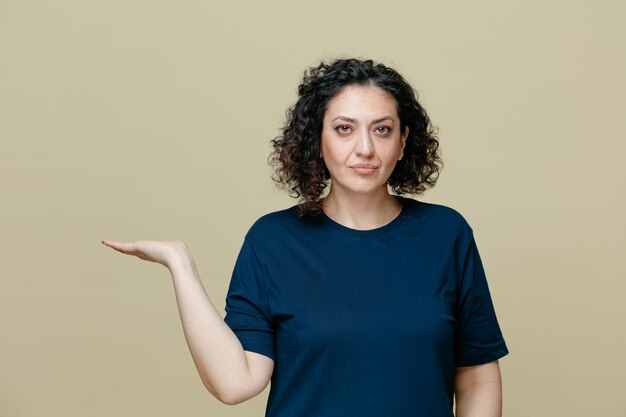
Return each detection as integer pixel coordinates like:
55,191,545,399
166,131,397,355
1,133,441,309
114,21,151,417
321,139,348,163
322,149,342,168
380,144,402,162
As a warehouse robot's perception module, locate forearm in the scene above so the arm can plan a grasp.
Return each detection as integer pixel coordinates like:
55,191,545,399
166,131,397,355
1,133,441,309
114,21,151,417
454,380,502,417
167,249,251,403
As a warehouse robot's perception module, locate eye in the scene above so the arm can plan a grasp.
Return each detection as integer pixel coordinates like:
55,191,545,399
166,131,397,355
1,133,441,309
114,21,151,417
376,126,392,134
335,125,351,134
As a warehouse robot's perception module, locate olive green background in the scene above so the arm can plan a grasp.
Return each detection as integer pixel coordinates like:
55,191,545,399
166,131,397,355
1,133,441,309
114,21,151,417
1,1,624,416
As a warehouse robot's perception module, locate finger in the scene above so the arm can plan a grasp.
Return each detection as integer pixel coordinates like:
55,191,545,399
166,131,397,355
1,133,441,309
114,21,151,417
101,239,135,251
102,239,119,247
102,239,128,244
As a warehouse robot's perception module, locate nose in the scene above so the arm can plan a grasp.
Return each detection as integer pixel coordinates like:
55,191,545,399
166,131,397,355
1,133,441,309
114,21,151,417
354,128,375,157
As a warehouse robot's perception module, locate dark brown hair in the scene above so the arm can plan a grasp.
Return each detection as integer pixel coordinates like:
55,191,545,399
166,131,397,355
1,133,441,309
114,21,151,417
268,57,443,218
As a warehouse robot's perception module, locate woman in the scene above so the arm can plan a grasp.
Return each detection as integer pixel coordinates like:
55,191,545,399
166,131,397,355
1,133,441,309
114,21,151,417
102,57,509,417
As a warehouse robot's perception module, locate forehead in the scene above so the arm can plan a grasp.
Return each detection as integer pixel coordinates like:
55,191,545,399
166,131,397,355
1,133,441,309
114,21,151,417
325,85,398,119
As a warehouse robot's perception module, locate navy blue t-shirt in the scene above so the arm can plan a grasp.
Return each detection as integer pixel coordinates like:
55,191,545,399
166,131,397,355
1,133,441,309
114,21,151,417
224,195,509,417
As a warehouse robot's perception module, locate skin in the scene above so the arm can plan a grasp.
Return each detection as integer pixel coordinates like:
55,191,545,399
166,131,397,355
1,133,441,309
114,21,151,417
455,360,504,417
320,84,409,229
101,84,503,413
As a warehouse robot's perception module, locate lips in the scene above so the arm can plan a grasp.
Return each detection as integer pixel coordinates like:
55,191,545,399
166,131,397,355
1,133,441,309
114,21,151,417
351,163,378,169
351,164,378,175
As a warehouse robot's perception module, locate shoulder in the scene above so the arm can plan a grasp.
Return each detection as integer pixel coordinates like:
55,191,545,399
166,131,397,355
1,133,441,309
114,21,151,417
400,196,473,233
242,204,305,246
249,204,300,229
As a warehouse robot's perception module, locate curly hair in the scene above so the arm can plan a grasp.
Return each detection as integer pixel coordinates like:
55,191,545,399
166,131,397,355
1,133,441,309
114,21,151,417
268,57,443,218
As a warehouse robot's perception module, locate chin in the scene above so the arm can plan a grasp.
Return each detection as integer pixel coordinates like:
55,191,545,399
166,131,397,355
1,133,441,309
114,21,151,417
334,180,386,195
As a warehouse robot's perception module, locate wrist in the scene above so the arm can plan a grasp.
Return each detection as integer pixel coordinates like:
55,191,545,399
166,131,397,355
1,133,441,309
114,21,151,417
165,242,191,269
166,243,193,271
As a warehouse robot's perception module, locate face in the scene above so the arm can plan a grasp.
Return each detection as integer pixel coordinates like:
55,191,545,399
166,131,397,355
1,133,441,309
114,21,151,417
320,85,408,197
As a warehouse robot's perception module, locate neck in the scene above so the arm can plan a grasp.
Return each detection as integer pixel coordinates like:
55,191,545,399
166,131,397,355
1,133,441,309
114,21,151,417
321,186,402,231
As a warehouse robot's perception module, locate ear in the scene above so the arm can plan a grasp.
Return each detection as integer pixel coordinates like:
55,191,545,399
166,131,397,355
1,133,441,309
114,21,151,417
398,126,409,161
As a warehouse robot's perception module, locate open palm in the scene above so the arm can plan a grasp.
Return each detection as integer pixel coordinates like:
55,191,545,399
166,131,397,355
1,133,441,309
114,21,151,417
101,239,187,268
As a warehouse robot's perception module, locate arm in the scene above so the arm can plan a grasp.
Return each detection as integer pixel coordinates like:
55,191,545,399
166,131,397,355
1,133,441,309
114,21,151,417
167,247,274,404
454,360,503,417
101,239,273,405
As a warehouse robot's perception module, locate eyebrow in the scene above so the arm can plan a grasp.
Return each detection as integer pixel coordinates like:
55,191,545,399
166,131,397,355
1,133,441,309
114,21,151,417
332,115,394,124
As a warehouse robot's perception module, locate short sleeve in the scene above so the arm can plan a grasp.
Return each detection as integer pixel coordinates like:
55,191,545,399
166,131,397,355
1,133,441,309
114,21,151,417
224,236,276,361
454,220,509,367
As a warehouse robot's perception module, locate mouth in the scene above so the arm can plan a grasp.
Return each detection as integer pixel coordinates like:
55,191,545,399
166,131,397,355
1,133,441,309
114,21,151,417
351,165,378,174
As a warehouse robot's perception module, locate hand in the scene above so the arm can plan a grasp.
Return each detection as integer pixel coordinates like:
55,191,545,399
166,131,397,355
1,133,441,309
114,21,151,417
101,239,188,268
